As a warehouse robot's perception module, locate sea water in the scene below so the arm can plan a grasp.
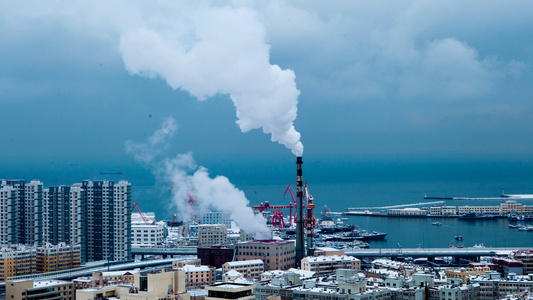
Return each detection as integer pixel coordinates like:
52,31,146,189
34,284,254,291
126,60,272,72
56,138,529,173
4,153,533,249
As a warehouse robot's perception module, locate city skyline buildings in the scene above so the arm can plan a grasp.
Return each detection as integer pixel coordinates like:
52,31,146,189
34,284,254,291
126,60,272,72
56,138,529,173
1,179,132,263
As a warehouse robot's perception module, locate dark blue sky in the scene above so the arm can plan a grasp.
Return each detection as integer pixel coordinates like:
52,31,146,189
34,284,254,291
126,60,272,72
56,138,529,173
1,1,533,162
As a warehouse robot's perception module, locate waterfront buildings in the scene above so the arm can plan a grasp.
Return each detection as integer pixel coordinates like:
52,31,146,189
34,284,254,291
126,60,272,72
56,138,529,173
235,240,295,271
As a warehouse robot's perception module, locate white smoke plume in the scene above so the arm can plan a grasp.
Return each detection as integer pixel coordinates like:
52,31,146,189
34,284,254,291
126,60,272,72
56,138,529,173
5,1,304,156
126,117,271,239
115,2,304,156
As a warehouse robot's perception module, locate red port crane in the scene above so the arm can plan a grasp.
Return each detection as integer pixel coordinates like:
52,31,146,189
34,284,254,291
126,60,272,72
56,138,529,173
131,202,156,225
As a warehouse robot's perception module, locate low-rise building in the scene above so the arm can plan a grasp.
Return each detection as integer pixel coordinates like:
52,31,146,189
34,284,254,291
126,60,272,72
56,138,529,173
205,282,255,300
182,265,216,288
7,279,74,300
313,247,345,256
223,259,265,279
76,269,188,300
470,272,533,300
301,255,361,275
171,257,201,269
444,267,491,282
0,245,36,281
387,208,427,217
197,245,234,268
36,243,81,273
73,271,136,289
510,249,533,274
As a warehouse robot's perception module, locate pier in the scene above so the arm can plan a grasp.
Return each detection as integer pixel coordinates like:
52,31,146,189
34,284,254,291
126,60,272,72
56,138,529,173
345,247,525,259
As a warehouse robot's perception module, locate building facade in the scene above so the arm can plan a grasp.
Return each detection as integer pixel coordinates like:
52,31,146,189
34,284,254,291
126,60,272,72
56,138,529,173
223,259,265,279
198,245,235,268
235,240,295,271
0,180,43,246
0,245,36,282
81,180,131,263
182,265,216,288
200,211,232,227
43,185,83,246
36,243,81,273
198,224,228,246
6,279,74,300
301,255,361,275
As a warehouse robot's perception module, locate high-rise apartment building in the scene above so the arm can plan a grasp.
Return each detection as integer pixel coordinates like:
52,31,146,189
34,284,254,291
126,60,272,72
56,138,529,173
0,185,17,245
0,180,43,246
43,185,83,246
81,180,131,263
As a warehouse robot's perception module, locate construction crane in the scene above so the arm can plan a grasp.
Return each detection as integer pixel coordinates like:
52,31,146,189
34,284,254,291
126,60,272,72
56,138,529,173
271,210,285,229
304,181,316,255
131,202,156,225
252,201,296,226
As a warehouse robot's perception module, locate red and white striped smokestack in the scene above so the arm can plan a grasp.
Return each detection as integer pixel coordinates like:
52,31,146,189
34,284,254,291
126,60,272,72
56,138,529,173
295,156,305,267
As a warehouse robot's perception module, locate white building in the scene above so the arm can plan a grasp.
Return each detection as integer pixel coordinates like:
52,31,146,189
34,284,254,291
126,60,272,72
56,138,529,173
131,220,165,247
200,211,231,227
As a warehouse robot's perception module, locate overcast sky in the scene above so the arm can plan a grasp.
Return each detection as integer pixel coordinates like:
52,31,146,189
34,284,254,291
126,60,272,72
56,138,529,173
1,0,532,163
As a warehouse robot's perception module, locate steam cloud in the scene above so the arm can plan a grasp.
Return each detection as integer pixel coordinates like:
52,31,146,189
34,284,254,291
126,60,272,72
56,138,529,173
118,3,304,156
126,117,271,239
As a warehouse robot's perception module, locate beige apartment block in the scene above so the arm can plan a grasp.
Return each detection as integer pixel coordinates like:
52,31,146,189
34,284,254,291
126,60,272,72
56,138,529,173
301,255,361,275
7,279,74,300
223,259,265,279
182,265,216,288
198,224,228,246
235,240,295,270
76,269,188,300
36,243,81,273
0,245,36,281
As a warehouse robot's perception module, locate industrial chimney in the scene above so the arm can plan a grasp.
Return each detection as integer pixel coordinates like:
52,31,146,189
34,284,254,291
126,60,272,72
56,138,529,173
295,156,305,267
